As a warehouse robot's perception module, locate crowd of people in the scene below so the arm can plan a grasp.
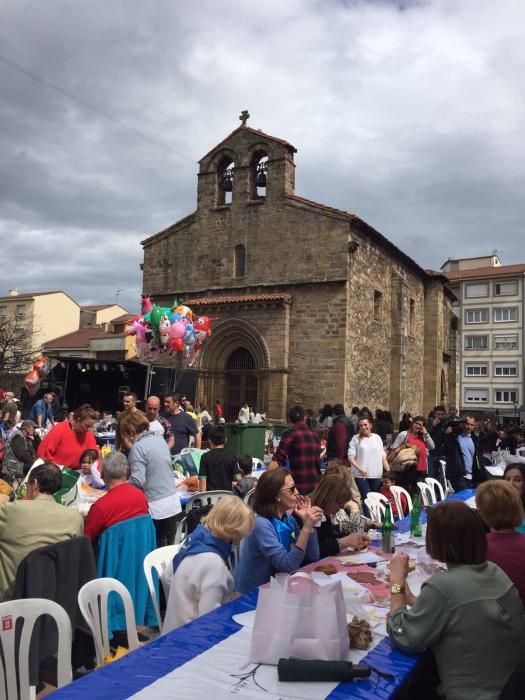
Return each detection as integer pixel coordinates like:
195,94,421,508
1,389,525,697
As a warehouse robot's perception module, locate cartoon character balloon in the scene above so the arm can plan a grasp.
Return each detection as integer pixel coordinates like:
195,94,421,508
127,297,215,365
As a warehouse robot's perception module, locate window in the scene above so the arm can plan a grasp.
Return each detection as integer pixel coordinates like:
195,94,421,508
494,335,518,350
373,290,383,322
465,282,489,298
495,390,518,403
494,280,518,296
495,363,518,377
409,298,415,336
0,306,7,316
16,304,26,318
465,335,488,350
465,309,488,324
465,364,488,377
234,244,246,277
494,307,517,323
464,388,488,403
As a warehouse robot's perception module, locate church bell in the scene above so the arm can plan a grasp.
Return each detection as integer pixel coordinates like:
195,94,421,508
255,170,267,188
221,172,233,192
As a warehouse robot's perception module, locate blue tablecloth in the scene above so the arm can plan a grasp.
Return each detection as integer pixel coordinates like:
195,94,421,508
50,489,475,699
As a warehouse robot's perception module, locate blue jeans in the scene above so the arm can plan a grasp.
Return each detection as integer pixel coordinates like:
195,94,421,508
356,477,383,517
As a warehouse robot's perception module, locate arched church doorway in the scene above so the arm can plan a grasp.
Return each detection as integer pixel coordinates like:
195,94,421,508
225,347,258,420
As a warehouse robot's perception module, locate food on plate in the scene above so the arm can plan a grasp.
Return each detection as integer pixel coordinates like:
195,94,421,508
351,542,369,552
408,559,416,573
80,481,105,497
348,617,373,650
182,475,199,492
348,571,379,585
314,564,338,576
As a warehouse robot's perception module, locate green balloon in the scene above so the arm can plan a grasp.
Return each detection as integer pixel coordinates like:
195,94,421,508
150,304,163,329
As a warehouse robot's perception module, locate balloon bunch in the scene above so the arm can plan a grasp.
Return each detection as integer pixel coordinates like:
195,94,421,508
24,356,50,396
127,296,216,367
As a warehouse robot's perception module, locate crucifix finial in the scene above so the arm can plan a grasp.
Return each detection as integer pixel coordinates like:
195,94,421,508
239,110,250,126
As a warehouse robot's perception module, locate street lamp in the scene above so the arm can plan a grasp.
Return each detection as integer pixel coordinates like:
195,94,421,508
513,401,520,422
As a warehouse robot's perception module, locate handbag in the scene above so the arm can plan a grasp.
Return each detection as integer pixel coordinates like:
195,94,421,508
387,441,420,472
250,572,349,665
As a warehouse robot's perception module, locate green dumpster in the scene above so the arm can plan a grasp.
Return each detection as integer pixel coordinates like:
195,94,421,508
223,423,268,460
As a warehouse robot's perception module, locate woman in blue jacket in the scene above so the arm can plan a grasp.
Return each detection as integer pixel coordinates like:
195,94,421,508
234,468,323,594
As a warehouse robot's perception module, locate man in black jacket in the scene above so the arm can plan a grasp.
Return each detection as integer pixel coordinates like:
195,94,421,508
442,415,485,492
3,419,40,480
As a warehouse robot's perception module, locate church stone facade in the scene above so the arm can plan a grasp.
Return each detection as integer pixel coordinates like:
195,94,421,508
141,123,458,421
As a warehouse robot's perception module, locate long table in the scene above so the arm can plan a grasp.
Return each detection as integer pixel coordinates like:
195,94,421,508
50,489,475,699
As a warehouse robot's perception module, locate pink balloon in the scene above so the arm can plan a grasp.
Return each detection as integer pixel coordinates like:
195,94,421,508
169,320,186,339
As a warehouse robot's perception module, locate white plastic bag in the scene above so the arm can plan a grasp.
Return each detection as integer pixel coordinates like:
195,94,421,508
250,572,349,665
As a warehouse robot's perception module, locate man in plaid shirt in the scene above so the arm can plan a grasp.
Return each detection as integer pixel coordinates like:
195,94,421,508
270,405,322,494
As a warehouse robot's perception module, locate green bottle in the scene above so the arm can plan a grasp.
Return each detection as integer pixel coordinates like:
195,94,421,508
410,492,422,537
382,503,395,553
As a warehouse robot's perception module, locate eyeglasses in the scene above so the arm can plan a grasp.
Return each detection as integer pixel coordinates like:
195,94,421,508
280,485,298,495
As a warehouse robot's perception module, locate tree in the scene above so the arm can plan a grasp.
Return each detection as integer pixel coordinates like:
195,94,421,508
0,313,38,374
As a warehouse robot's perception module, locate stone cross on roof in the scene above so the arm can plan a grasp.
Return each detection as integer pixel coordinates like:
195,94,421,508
239,110,250,126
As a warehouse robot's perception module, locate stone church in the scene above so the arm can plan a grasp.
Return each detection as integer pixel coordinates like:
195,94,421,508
141,119,458,421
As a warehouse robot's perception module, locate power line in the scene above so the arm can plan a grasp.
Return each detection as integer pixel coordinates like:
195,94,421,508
0,53,196,165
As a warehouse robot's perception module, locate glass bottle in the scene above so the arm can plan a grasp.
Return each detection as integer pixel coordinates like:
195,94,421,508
382,503,394,554
410,492,422,537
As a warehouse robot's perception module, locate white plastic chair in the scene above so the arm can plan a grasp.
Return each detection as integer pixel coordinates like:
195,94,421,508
417,481,435,506
0,598,72,700
174,516,187,545
366,492,389,506
364,497,385,523
185,490,232,511
143,545,181,628
252,458,265,471
244,487,256,506
425,477,445,502
78,578,139,667
438,460,454,496
390,485,413,517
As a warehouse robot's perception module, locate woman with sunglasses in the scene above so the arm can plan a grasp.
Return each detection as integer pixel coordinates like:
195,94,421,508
234,468,323,594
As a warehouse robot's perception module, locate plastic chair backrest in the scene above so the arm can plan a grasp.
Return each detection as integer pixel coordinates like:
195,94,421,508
143,545,181,628
174,516,187,545
390,485,413,516
364,497,385,523
366,492,389,505
185,490,232,511
244,488,256,506
0,598,72,700
417,481,435,506
252,458,265,471
425,477,445,502
78,578,139,667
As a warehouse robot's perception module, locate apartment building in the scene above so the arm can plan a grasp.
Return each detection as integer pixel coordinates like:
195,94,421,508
443,256,525,419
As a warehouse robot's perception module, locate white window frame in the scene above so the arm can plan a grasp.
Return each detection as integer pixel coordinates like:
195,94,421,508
494,280,518,296
465,309,488,324
493,335,518,350
494,307,517,323
465,335,489,350
464,388,488,403
465,282,489,298
494,363,518,377
494,389,518,404
465,364,488,377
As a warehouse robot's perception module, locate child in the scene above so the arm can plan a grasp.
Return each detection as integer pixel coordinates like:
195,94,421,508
380,471,408,519
80,448,105,489
162,495,254,632
198,426,241,492
234,454,258,499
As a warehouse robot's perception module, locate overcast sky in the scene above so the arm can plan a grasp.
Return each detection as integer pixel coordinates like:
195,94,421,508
1,0,524,314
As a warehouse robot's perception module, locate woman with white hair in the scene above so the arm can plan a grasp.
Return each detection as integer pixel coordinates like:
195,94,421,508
162,495,255,632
